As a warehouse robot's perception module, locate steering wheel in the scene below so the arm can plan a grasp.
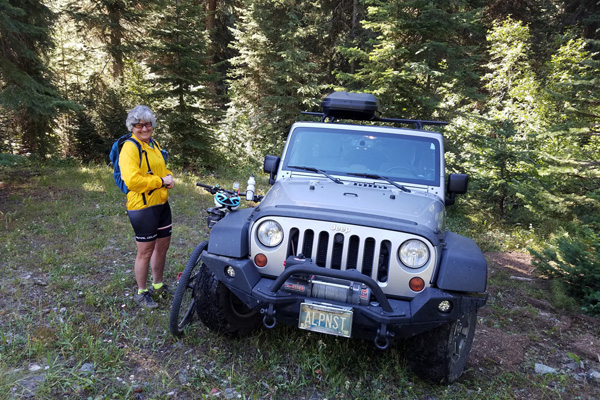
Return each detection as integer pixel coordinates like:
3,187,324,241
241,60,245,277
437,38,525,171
384,165,418,177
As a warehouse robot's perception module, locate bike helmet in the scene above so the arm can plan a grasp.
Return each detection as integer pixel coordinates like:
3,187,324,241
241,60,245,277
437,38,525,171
215,192,241,209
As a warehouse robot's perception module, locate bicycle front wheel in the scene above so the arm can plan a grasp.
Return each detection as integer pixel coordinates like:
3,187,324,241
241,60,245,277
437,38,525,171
169,241,208,337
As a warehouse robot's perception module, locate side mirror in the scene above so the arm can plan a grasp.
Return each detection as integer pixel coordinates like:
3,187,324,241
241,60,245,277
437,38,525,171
263,155,281,185
445,173,468,206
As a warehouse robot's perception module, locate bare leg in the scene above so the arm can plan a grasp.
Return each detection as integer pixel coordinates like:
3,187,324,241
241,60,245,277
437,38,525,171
150,236,171,284
134,240,156,290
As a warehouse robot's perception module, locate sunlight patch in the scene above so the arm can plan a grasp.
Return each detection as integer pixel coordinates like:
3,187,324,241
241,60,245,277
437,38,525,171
83,182,105,192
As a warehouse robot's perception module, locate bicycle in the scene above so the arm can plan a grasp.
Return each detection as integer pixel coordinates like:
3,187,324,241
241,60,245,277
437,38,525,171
169,179,262,337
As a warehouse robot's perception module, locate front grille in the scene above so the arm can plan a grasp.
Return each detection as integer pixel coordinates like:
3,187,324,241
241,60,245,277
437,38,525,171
250,216,437,298
287,228,389,283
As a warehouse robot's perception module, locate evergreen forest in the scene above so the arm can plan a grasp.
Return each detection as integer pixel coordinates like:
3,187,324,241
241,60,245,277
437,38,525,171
1,0,599,313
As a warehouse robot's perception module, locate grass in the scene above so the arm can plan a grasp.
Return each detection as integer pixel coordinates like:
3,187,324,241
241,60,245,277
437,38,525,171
0,161,594,399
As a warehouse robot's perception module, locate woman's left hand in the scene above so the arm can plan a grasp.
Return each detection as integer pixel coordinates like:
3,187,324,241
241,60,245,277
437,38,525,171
164,174,175,189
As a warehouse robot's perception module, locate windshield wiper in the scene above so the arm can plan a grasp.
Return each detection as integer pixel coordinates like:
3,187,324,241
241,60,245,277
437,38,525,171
288,165,343,184
347,173,411,193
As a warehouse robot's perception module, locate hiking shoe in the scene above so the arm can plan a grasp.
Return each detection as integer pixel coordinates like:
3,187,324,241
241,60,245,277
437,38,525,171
134,291,158,309
149,283,172,299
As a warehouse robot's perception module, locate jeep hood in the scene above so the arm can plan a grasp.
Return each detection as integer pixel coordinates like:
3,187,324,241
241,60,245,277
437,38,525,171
257,178,445,234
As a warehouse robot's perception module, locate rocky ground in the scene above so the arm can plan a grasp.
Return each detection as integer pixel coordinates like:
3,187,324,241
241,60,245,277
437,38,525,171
468,252,600,396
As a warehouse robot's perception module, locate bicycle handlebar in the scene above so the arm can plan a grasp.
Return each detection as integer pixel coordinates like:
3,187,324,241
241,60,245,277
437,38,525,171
196,182,263,201
196,182,238,195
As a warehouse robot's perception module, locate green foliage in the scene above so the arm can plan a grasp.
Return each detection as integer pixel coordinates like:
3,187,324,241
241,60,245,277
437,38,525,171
536,33,598,202
0,153,28,167
0,0,77,156
65,80,131,163
446,200,540,252
70,110,103,161
339,0,485,119
444,18,588,230
221,0,325,161
147,0,220,169
477,19,546,221
527,33,600,316
66,0,143,79
530,226,600,315
1,0,599,259
547,279,579,313
541,36,600,195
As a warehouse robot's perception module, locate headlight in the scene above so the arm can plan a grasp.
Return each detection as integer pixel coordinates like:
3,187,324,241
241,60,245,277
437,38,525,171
399,239,429,268
257,220,284,247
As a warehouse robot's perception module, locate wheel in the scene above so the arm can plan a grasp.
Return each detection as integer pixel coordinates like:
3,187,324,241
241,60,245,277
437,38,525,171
195,265,262,337
406,311,477,384
169,241,208,337
384,165,417,177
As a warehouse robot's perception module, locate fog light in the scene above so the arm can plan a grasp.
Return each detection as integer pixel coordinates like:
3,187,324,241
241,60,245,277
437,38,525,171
409,277,425,292
438,300,452,313
226,266,236,278
254,253,267,267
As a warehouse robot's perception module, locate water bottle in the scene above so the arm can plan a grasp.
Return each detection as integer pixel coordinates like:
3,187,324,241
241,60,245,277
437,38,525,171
246,175,256,201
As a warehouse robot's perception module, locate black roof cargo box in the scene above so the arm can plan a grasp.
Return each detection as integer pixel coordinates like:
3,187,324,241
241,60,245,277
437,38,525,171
321,91,378,120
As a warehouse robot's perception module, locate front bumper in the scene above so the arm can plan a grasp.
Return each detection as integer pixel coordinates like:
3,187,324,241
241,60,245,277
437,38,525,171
201,252,487,343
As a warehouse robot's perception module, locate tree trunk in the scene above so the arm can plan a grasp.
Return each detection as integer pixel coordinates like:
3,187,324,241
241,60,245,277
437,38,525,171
205,0,217,31
108,4,124,79
350,0,358,74
204,0,218,97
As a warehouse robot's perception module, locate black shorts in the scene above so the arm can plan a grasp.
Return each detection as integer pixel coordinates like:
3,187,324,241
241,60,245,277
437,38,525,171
127,202,172,242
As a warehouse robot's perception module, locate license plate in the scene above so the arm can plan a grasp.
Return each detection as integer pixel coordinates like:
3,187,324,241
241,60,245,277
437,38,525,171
299,302,353,338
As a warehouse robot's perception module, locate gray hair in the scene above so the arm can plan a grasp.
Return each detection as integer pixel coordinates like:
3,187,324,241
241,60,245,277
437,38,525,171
125,105,157,131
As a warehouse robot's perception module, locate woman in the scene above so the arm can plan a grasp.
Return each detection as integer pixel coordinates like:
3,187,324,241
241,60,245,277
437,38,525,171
120,105,175,309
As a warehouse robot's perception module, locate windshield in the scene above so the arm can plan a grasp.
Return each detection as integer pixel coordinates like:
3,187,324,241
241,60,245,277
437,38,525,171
282,127,441,186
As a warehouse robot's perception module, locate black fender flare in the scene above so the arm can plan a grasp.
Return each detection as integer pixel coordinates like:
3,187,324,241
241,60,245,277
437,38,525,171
435,231,487,293
207,208,253,257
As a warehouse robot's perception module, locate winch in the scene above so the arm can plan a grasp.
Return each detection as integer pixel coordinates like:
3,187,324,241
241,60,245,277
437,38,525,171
281,257,372,306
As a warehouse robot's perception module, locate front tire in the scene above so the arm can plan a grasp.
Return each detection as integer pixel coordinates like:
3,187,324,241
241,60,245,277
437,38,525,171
195,265,262,337
406,311,477,384
169,241,208,337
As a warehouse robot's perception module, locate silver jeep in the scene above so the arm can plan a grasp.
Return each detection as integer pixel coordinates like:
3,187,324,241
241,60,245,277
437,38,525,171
196,92,487,383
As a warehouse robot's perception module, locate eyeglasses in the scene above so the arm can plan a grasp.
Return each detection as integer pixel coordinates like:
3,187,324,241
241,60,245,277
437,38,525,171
132,122,153,129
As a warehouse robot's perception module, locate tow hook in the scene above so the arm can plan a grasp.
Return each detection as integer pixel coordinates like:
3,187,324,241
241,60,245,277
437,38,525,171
261,304,277,329
374,323,394,350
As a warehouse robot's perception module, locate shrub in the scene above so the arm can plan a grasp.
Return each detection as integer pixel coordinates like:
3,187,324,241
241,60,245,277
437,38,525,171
530,226,600,315
0,154,29,167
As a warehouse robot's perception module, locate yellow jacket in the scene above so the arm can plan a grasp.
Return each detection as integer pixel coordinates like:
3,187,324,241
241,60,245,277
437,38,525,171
119,135,172,210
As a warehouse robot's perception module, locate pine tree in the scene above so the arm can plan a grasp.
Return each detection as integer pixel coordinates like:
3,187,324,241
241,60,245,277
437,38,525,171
530,34,600,312
0,0,75,156
147,0,219,168
471,18,548,221
44,0,156,160
220,0,324,163
531,226,600,315
534,34,600,222
338,0,485,120
310,0,369,85
67,0,143,80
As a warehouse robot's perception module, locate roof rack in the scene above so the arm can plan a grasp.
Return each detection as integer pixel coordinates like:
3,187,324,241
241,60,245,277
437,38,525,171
301,91,448,130
301,112,448,130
